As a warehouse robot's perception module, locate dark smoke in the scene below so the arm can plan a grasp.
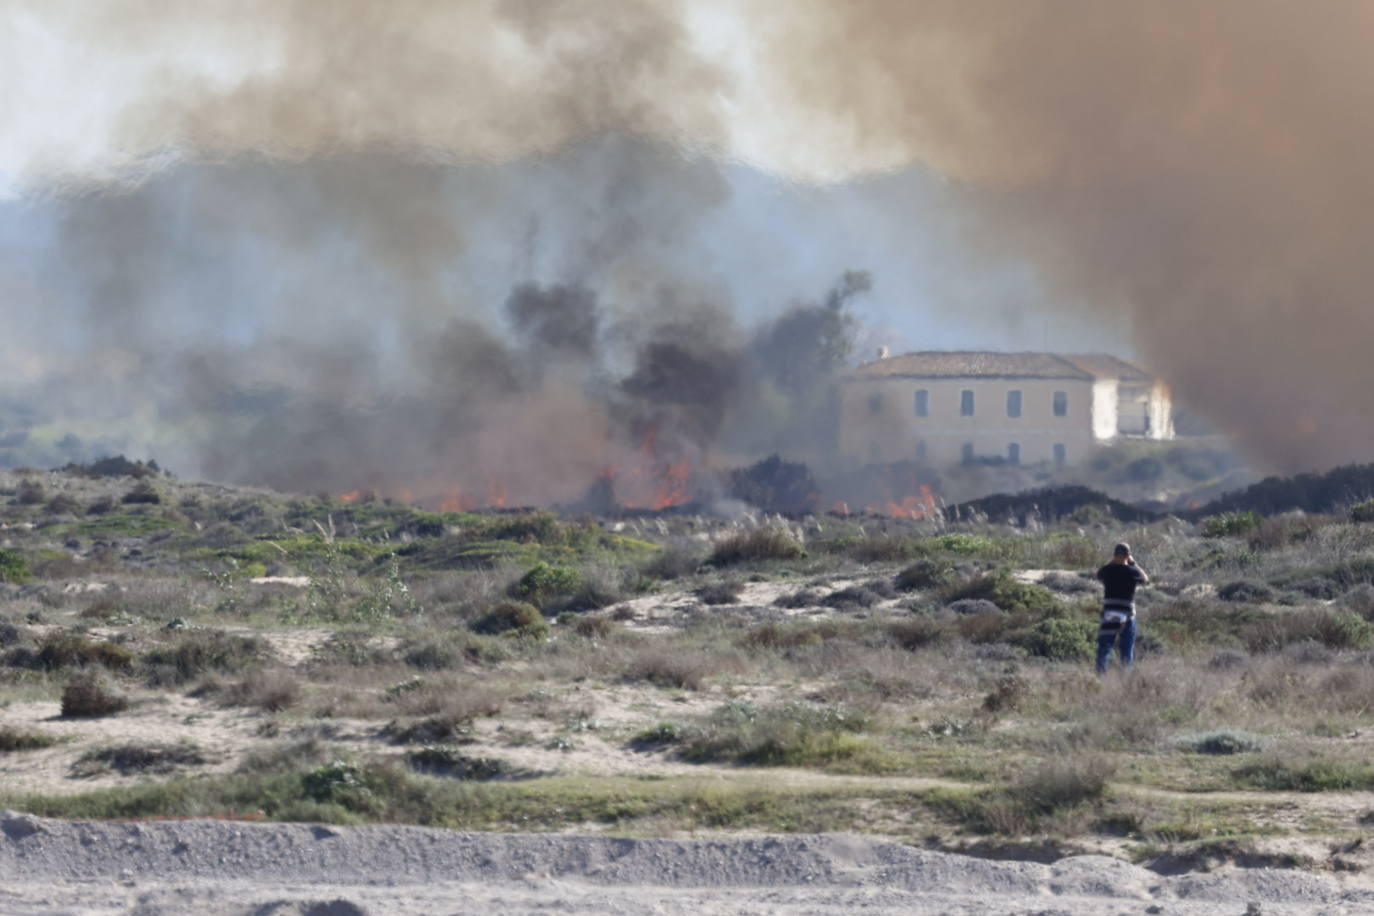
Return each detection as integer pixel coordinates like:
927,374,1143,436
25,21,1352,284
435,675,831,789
7,0,1373,483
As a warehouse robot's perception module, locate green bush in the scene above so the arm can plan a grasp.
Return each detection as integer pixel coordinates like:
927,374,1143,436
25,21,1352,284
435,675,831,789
941,572,1059,616
1020,617,1097,661
512,562,583,608
1201,511,1262,538
471,601,547,638
1233,752,1374,791
933,533,994,555
1351,499,1374,523
0,548,30,584
708,527,805,566
406,746,506,779
302,760,370,803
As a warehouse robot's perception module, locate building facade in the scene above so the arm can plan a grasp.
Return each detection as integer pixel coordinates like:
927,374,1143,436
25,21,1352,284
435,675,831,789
839,351,1173,468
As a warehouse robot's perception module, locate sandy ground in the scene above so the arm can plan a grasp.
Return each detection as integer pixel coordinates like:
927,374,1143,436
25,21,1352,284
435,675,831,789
3,813,1373,915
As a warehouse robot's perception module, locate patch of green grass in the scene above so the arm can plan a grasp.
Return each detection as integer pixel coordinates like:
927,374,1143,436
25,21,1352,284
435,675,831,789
1232,753,1374,791
67,513,183,537
0,548,31,583
676,701,898,771
0,769,925,834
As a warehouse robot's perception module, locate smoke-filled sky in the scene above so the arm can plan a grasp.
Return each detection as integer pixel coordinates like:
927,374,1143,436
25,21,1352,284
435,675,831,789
3,0,1373,490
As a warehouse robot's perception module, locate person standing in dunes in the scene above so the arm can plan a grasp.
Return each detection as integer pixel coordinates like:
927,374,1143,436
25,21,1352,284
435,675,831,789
1096,543,1148,674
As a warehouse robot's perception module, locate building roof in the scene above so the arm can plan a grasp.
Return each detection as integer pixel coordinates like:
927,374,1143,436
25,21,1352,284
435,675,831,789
1060,354,1152,382
850,351,1095,381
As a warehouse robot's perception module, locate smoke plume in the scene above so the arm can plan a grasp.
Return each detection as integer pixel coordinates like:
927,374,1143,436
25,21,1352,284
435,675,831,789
5,0,1374,485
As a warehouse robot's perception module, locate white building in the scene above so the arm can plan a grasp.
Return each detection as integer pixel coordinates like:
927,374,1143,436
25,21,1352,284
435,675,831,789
839,351,1173,468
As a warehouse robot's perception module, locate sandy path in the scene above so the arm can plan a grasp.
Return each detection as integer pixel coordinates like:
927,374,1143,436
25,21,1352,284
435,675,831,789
4,812,1373,915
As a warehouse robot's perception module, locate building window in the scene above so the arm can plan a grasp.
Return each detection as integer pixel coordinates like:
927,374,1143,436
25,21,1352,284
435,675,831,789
915,440,927,464
868,392,883,415
1053,390,1068,417
961,442,974,464
1008,442,1021,465
960,390,975,416
1053,443,1066,466
1006,389,1022,418
914,389,929,417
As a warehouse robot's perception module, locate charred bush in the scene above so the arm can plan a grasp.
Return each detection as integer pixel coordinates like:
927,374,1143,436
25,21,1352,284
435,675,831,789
727,454,819,515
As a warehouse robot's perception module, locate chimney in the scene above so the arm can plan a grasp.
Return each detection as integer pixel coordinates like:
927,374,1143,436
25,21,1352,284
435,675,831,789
876,346,890,360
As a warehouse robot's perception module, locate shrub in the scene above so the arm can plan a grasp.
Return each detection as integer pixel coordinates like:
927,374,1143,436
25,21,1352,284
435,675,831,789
981,673,1029,714
1040,571,1098,595
121,479,162,504
572,614,618,639
1207,648,1250,670
1344,583,1374,618
61,670,130,717
0,726,59,751
822,585,882,610
401,638,463,670
630,722,682,746
708,527,805,566
1179,730,1265,755
946,599,1002,617
142,631,272,686
941,572,1059,616
894,560,954,592
512,562,583,609
471,601,547,638
44,494,83,515
886,616,948,651
72,742,206,776
302,760,368,803
678,701,874,768
641,548,704,580
1351,499,1374,523
1201,511,1262,538
0,548,30,584
623,646,724,690
16,478,46,505
1010,755,1115,814
774,589,821,609
36,634,134,672
1217,581,1275,603
406,746,506,779
217,669,301,712
695,581,745,605
828,536,925,563
1021,617,1097,661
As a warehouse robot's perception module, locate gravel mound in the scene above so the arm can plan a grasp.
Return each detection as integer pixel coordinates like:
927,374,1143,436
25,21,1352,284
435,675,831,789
2,810,1372,914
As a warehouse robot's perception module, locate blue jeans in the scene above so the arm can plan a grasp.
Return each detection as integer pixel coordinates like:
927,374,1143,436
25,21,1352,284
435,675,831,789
1096,618,1136,674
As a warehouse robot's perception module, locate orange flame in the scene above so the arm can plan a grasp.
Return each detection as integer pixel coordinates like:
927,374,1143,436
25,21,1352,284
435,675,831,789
864,484,939,519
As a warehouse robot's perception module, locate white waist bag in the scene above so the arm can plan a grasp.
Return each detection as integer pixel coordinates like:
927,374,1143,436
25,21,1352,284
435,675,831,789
1100,609,1131,631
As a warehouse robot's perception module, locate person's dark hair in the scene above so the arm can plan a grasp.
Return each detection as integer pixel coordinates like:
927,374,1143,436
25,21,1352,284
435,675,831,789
1113,543,1131,556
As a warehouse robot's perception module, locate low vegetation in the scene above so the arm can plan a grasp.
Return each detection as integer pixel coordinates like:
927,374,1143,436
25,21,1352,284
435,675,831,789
4,460,1374,867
